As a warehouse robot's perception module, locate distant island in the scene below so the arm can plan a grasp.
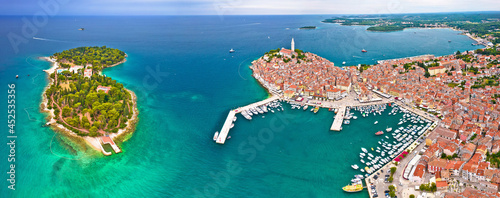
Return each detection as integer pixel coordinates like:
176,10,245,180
366,26,405,32
42,46,138,156
299,26,317,30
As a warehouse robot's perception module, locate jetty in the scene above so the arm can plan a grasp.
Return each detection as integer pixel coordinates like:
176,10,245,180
330,106,346,131
236,95,279,112
216,95,280,144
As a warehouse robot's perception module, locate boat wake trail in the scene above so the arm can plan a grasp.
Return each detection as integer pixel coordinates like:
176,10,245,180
237,58,251,80
32,37,68,43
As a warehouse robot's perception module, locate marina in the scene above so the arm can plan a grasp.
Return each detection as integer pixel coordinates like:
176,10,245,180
216,96,280,144
215,95,438,181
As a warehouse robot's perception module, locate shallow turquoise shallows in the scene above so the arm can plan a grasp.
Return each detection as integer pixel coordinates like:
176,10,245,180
0,15,481,197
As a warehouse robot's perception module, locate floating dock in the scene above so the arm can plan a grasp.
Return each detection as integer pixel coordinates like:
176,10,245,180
330,106,346,131
216,95,280,144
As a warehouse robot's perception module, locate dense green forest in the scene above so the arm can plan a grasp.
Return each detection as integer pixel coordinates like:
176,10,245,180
46,47,132,137
367,25,405,32
52,46,126,71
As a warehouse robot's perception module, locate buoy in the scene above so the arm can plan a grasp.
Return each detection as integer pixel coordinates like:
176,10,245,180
16,75,19,78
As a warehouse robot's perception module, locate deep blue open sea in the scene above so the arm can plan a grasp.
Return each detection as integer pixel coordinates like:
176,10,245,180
0,15,482,197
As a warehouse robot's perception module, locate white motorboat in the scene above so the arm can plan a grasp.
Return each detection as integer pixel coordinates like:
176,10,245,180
351,164,359,170
213,131,219,141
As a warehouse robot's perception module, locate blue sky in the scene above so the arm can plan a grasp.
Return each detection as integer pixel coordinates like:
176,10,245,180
1,0,499,15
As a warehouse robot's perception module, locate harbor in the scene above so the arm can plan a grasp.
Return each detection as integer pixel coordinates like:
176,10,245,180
213,88,442,197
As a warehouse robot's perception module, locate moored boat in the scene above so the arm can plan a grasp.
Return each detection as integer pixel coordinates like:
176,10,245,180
342,183,363,192
313,106,319,113
213,131,219,141
375,131,384,135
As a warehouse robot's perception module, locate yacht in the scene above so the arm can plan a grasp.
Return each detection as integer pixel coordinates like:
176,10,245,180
229,48,235,53
386,127,392,132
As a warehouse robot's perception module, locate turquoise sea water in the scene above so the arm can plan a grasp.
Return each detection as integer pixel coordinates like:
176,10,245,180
0,15,482,197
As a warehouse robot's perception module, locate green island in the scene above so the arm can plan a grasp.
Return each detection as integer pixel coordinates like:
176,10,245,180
43,46,137,155
299,26,317,29
367,25,405,32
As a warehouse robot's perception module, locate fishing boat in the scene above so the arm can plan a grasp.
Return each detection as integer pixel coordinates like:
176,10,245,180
213,131,219,141
375,131,384,135
351,164,359,170
361,49,367,53
313,106,319,113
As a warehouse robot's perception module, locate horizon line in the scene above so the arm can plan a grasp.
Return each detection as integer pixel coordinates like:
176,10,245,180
1,10,500,17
